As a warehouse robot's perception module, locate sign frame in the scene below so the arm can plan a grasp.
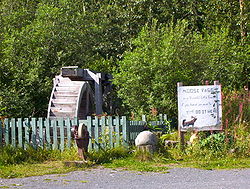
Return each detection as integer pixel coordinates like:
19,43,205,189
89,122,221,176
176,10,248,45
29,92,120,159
177,81,223,132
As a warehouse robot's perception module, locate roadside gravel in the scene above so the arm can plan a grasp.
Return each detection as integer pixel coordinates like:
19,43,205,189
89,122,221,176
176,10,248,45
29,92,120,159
0,167,249,189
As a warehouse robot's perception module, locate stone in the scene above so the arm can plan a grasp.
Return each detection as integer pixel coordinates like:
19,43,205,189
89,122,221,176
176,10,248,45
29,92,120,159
135,131,158,146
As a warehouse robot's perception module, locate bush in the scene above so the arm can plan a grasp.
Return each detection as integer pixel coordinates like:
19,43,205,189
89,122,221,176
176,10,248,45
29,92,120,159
0,146,51,165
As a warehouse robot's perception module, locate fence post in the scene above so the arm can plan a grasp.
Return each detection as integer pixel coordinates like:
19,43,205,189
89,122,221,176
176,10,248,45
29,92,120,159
142,115,146,122
17,118,23,148
122,116,128,146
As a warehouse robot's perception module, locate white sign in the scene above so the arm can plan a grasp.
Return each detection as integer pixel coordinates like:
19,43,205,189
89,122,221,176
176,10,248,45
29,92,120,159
178,84,222,131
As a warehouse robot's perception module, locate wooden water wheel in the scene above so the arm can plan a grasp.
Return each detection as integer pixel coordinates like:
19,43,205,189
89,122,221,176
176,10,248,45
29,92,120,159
47,66,112,119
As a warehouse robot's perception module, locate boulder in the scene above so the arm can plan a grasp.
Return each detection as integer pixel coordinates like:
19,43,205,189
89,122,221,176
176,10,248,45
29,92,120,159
135,131,158,146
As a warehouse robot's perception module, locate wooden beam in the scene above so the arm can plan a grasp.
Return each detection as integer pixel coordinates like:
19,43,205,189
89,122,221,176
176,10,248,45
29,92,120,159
95,73,103,115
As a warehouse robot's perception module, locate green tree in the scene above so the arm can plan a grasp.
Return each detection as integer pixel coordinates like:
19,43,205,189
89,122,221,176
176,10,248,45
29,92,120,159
113,21,247,117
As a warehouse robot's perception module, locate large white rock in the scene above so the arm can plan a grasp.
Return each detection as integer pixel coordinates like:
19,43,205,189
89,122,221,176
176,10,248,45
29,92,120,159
135,131,158,146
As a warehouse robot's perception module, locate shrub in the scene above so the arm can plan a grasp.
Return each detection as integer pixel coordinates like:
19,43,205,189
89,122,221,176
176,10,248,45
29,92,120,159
0,146,51,165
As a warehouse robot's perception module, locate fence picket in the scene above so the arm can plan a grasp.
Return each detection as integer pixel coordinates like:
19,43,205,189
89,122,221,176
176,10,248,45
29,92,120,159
4,119,9,145
17,118,23,148
58,118,64,151
115,116,120,147
24,118,29,149
45,118,51,149
1,114,168,151
52,120,58,150
38,118,44,149
11,118,16,147
66,117,71,149
31,118,37,149
86,116,92,151
122,116,128,146
100,116,105,149
94,116,99,150
107,116,113,148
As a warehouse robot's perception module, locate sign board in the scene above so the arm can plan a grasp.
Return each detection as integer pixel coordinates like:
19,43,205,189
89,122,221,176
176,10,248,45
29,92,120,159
178,84,222,131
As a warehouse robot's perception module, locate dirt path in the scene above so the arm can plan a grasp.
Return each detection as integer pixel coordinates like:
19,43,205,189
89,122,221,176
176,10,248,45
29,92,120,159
0,167,249,189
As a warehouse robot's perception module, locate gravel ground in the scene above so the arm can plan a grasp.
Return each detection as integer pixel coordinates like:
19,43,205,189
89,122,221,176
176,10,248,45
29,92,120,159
0,167,249,189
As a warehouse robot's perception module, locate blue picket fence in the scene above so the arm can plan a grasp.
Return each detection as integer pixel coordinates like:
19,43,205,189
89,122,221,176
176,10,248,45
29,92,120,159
0,115,168,151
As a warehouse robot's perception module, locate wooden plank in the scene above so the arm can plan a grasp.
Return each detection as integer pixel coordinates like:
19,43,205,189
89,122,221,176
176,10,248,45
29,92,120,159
108,116,113,148
66,117,71,149
17,118,23,148
31,118,37,149
52,119,58,150
4,118,10,145
94,116,99,150
11,118,16,147
94,73,103,115
38,118,44,149
115,116,120,147
86,116,92,151
101,116,106,149
24,118,30,149
45,118,51,149
122,116,128,146
58,118,64,151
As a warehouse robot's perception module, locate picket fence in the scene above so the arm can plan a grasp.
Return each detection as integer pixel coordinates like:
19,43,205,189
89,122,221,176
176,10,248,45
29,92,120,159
0,115,168,151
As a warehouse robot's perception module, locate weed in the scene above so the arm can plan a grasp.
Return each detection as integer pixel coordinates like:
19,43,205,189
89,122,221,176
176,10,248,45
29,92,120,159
88,146,130,164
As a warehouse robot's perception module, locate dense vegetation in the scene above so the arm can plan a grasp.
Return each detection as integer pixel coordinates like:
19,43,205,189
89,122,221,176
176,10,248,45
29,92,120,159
0,0,249,117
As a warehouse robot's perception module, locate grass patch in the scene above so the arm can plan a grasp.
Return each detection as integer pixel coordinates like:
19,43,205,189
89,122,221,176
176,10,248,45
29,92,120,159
0,139,249,178
103,156,170,172
0,161,80,178
179,157,250,170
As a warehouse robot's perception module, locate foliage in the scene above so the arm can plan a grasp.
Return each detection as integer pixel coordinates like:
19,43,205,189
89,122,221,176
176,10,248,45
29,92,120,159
0,0,249,117
199,133,227,152
0,145,51,166
0,145,81,166
113,21,247,116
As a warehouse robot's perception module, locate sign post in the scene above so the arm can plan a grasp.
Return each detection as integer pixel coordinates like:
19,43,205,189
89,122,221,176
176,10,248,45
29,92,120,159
177,81,222,147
